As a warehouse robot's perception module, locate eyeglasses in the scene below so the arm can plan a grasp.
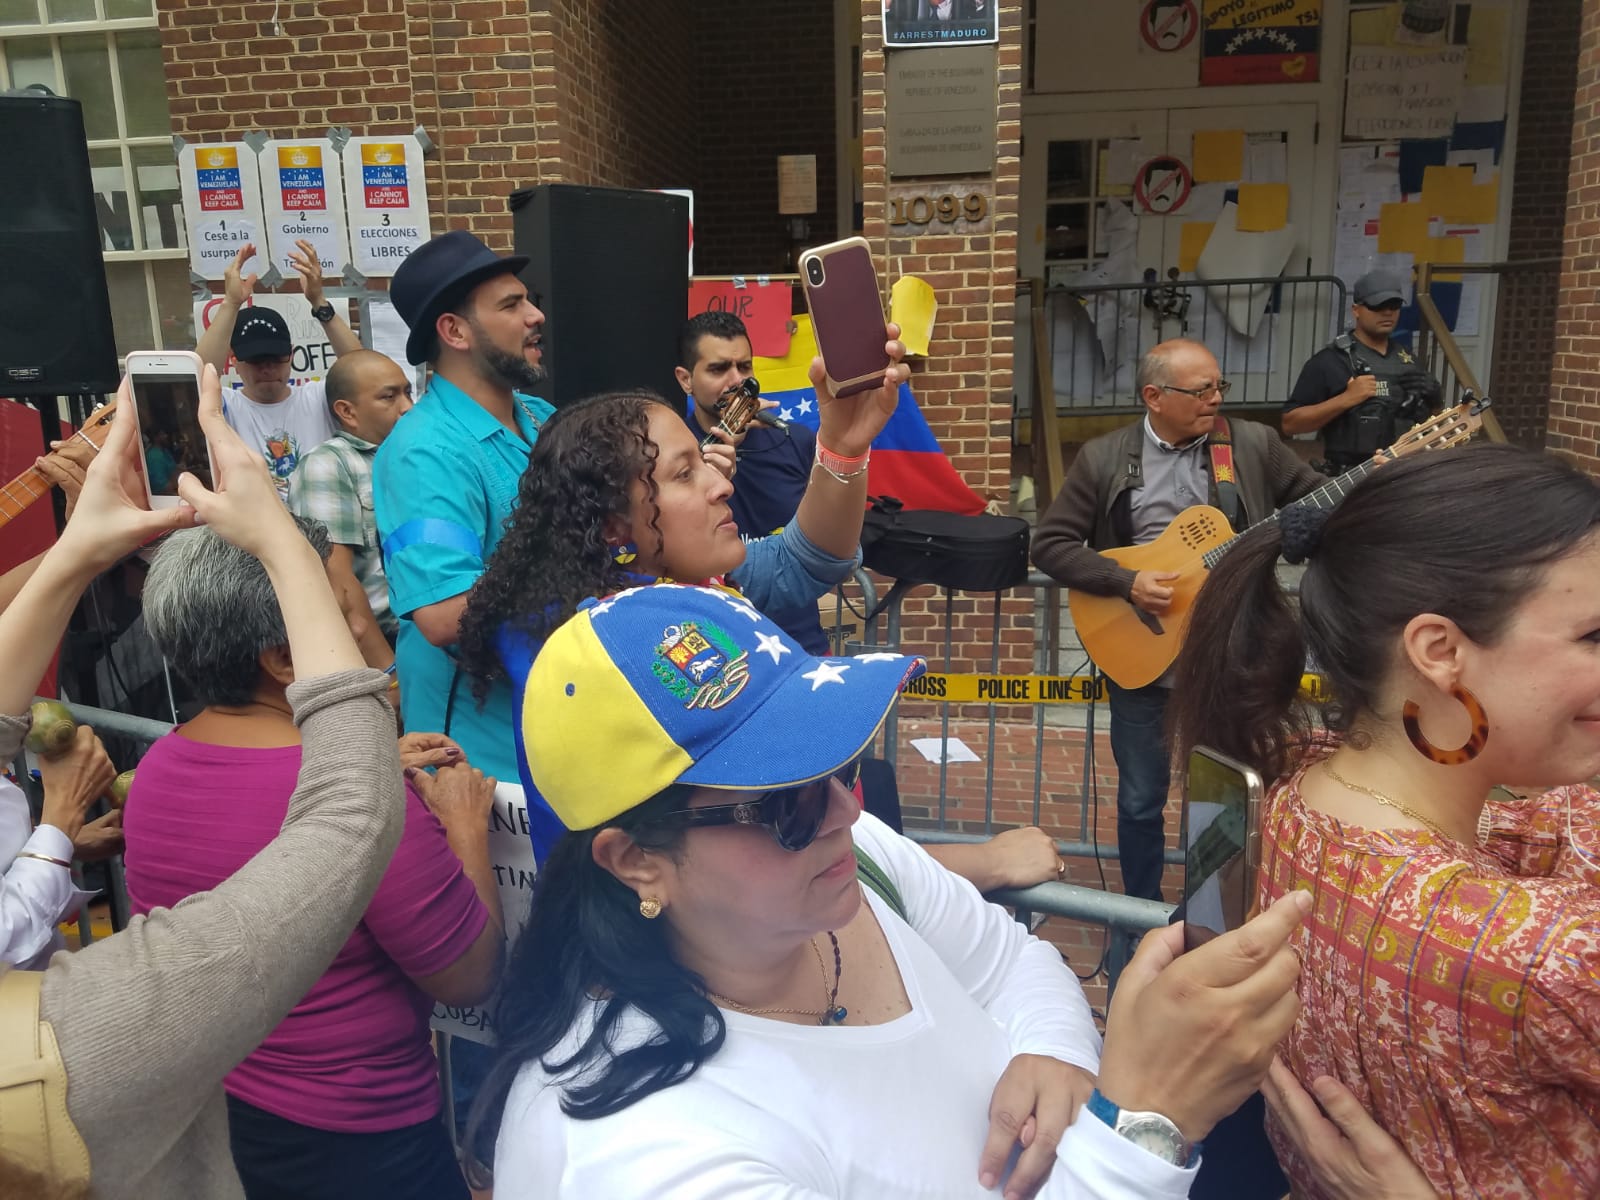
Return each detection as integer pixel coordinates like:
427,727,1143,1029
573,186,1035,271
1159,380,1232,399
651,759,862,851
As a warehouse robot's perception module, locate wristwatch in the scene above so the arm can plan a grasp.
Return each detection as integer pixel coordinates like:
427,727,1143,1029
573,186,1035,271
310,301,337,324
1086,1089,1200,1168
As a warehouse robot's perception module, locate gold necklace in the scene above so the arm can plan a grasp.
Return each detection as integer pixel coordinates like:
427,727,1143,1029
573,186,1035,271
1322,762,1465,844
706,932,847,1026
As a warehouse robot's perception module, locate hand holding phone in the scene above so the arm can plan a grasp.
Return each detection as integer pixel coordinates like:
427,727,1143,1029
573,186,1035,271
1181,746,1265,953
799,237,892,399
125,350,214,508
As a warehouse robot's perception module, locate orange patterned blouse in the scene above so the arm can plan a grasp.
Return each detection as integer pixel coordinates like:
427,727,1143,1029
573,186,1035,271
1259,743,1600,1200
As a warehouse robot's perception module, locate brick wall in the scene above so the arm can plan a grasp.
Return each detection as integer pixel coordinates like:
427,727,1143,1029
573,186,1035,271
857,0,1028,678
692,1,840,275
540,1,698,189
1550,0,1600,469
1489,0,1581,449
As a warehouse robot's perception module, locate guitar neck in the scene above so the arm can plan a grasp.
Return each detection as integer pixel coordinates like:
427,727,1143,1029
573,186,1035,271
0,465,52,531
1200,457,1381,569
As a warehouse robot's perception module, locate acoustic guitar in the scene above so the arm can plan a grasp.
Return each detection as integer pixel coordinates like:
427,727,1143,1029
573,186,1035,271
1068,398,1489,689
0,402,117,532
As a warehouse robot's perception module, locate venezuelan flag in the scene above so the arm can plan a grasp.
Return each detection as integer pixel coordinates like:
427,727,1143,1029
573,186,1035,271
753,315,986,515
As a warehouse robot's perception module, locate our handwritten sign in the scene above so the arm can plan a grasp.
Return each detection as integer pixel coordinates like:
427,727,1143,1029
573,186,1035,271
429,783,539,1046
1345,45,1468,141
686,280,792,357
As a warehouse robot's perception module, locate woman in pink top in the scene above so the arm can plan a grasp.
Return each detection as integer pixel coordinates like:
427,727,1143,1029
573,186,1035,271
124,518,503,1200
1170,445,1600,1199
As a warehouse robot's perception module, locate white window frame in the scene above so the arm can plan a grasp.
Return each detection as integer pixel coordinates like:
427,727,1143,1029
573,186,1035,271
0,0,190,362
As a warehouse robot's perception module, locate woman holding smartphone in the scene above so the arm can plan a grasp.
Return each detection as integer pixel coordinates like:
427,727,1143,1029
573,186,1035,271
1169,444,1600,1199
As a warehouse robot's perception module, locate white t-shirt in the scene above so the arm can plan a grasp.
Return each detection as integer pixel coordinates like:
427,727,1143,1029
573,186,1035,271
222,383,338,495
492,813,1198,1199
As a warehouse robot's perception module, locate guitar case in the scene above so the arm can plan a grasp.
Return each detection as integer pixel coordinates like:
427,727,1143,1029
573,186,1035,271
860,496,1031,598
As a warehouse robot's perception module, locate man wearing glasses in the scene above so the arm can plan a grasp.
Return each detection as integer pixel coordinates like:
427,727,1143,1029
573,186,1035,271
1282,270,1441,474
197,240,363,494
1032,339,1323,902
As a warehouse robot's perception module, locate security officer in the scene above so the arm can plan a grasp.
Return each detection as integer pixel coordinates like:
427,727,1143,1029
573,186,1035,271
1282,270,1441,473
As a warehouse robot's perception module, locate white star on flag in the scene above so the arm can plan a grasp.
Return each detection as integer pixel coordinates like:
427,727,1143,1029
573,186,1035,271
802,661,850,690
755,631,790,664
780,407,795,421
797,398,814,415
587,597,619,618
704,590,763,623
856,652,903,663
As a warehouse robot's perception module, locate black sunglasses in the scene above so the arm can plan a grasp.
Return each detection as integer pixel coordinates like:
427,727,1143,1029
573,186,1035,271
651,759,862,851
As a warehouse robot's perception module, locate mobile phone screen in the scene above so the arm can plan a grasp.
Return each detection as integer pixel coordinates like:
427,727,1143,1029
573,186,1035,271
131,373,210,495
1181,750,1253,951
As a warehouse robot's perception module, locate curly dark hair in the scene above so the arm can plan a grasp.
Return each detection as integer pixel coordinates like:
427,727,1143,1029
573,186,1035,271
457,390,676,701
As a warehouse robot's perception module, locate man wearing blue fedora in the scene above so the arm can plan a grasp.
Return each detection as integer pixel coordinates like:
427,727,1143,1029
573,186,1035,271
372,229,554,786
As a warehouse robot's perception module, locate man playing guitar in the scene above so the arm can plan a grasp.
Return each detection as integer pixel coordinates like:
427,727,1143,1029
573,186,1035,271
1030,339,1324,904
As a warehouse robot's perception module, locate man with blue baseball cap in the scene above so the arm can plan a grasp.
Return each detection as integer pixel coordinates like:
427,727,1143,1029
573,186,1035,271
372,230,554,783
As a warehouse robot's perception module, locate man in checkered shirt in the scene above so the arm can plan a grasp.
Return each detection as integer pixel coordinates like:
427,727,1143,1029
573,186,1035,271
287,349,415,670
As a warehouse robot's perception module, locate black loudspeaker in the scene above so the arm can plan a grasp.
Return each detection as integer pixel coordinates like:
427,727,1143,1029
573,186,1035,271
509,185,689,408
0,92,118,398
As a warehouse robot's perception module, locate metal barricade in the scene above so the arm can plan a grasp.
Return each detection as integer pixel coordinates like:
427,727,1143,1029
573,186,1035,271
1018,273,1350,421
845,572,1179,992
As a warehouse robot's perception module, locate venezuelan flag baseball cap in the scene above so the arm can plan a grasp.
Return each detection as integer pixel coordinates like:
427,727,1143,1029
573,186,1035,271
520,584,926,831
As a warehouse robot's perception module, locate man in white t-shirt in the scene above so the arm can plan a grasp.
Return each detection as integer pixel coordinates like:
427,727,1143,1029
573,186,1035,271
196,238,362,494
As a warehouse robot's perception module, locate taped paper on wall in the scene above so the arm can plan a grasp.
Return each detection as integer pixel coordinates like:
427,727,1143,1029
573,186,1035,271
1194,200,1298,338
1236,183,1289,232
1193,129,1245,182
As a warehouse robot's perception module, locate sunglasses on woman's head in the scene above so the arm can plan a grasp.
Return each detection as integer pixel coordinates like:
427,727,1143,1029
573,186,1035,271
652,759,862,851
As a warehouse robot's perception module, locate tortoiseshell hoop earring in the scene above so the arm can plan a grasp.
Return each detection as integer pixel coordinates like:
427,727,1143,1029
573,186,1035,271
1402,684,1488,765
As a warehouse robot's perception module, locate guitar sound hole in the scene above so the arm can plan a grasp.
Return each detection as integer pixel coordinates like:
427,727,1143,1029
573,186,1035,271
1179,517,1216,548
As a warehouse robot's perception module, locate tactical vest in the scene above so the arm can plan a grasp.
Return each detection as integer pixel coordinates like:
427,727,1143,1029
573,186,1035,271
1320,333,1418,468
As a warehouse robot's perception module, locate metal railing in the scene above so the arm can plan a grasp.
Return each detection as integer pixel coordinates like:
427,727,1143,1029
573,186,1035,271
1018,273,1350,418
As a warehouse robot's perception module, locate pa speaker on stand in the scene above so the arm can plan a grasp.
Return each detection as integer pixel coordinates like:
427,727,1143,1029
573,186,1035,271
0,89,119,401
508,184,689,409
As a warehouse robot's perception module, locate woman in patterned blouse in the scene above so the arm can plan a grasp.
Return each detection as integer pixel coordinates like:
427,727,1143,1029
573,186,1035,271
1168,444,1600,1200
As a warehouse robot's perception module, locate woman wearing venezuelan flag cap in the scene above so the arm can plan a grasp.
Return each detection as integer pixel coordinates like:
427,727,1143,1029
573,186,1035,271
464,583,1315,1198
458,342,1067,893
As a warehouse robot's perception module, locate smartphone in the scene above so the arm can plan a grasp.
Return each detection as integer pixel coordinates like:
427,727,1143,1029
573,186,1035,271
798,237,890,398
1180,746,1265,953
125,350,212,508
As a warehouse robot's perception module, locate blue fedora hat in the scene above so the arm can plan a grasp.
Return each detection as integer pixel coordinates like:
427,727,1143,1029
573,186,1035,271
391,230,529,365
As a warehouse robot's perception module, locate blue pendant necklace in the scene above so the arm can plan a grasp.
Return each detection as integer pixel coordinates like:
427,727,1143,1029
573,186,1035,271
708,931,847,1026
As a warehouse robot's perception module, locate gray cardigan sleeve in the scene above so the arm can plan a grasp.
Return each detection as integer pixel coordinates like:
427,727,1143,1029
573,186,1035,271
19,669,404,1180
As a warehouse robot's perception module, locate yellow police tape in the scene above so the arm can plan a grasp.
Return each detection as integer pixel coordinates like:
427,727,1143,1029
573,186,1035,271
900,671,1329,704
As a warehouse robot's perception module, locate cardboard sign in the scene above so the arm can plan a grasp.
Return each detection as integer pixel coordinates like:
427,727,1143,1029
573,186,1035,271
179,144,266,281
192,293,338,387
428,782,539,1046
259,140,351,281
340,137,432,277
687,279,792,357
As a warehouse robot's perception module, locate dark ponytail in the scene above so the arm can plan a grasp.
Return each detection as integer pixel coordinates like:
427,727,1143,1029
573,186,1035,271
464,788,725,1176
1168,520,1309,781
1170,444,1600,781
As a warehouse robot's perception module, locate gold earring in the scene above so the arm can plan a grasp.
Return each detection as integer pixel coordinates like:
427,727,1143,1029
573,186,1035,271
638,896,662,919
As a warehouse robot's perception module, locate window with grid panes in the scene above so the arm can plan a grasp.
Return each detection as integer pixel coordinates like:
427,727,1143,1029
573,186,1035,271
1,0,192,367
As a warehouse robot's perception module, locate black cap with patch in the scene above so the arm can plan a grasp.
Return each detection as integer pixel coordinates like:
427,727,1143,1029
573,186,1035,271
231,306,292,361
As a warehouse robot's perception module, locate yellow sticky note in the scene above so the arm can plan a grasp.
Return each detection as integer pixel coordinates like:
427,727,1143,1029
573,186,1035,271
1377,203,1431,254
1178,222,1214,273
1421,236,1466,281
889,275,938,358
1452,179,1500,224
1192,130,1245,183
1349,6,1394,45
1419,165,1476,217
1236,183,1290,233
1466,7,1508,86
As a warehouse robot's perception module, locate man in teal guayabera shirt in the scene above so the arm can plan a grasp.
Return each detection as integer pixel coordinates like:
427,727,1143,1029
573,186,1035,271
372,230,555,804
